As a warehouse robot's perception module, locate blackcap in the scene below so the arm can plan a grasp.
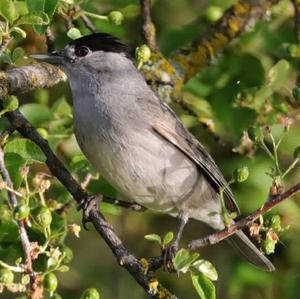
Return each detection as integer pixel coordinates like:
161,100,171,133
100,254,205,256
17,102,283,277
31,33,274,271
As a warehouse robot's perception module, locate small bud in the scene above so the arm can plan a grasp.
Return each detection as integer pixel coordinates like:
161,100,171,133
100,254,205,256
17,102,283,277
67,28,82,40
44,273,58,296
40,179,51,192
20,166,29,178
108,11,124,25
205,6,223,23
0,268,14,284
36,207,52,227
36,128,48,139
262,125,271,136
262,238,276,255
270,215,282,232
68,224,81,238
148,279,159,296
14,204,30,221
80,288,100,299
233,166,249,182
135,44,151,69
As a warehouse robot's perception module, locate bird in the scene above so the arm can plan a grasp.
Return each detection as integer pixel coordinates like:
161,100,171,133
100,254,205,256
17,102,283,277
31,33,274,271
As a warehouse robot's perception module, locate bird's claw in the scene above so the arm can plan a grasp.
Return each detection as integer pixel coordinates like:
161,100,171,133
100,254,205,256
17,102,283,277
163,242,179,272
78,195,102,230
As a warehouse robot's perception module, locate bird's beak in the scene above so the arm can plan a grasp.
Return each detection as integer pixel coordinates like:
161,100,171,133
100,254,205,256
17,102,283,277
30,52,65,65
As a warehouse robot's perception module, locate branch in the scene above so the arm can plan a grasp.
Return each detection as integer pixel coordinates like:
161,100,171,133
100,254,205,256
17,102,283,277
0,63,66,96
75,5,97,33
140,0,157,50
0,146,39,298
170,0,280,82
45,28,55,53
188,182,300,251
0,36,11,57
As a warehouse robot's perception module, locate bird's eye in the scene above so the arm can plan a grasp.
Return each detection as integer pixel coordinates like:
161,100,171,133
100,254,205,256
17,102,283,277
75,46,90,57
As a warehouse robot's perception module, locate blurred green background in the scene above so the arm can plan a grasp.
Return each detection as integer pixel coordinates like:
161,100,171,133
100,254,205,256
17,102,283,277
1,0,300,298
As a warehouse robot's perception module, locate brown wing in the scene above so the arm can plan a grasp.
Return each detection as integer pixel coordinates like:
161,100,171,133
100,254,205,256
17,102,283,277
137,95,239,213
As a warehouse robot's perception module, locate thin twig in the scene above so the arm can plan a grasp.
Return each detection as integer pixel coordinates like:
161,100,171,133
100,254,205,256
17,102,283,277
75,5,97,33
0,146,37,297
0,36,11,57
188,182,300,251
140,0,157,50
45,28,55,53
0,126,15,143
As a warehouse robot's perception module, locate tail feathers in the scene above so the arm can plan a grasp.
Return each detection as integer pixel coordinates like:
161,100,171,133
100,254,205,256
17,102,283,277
228,230,275,272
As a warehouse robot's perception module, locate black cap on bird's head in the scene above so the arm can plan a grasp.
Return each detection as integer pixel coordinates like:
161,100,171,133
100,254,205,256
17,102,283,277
31,33,132,65
69,33,131,57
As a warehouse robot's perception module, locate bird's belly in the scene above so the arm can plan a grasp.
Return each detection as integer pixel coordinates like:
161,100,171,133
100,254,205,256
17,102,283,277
76,126,193,206
75,125,223,228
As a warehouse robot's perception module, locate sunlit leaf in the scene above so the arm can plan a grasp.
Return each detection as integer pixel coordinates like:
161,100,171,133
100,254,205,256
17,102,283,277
20,103,51,127
163,232,174,246
15,11,49,26
191,272,216,299
0,0,16,23
267,60,290,90
144,234,162,245
67,27,82,40
4,138,46,163
191,260,218,281
4,152,26,188
173,249,199,273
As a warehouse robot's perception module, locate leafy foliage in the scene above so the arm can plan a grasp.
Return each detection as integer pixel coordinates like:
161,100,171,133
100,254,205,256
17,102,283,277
0,0,299,299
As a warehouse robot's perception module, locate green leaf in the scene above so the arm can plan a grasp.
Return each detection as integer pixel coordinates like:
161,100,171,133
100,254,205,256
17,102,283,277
51,97,72,118
0,0,16,23
67,27,82,40
26,0,57,34
70,154,90,172
191,272,216,299
173,249,200,273
4,138,46,163
12,47,24,63
44,0,59,20
58,265,69,272
144,234,162,245
10,26,27,38
267,59,290,90
2,96,19,113
4,152,26,188
14,1,29,18
19,103,51,127
162,232,174,246
15,11,49,26
191,260,218,281
0,49,12,64
26,0,44,12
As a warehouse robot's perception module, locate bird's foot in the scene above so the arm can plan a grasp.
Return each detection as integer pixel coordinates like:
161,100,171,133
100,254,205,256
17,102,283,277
78,195,102,229
163,242,179,272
